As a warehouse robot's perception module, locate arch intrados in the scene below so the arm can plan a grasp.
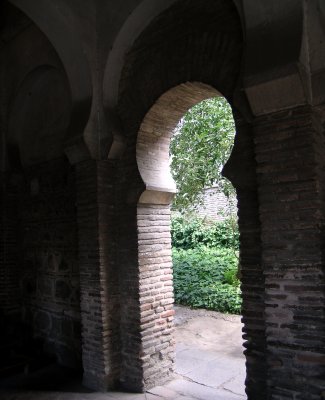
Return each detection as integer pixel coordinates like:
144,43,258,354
103,0,243,116
7,65,72,167
103,0,178,117
136,81,223,205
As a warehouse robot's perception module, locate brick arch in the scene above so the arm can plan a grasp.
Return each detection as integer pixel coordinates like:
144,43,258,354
103,0,246,156
114,1,266,397
117,0,243,137
137,82,219,205
135,82,228,389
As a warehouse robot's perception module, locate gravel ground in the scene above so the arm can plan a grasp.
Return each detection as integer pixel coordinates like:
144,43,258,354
174,304,242,326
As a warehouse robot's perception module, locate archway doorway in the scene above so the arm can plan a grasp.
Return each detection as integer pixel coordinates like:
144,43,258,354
136,82,246,398
169,96,245,398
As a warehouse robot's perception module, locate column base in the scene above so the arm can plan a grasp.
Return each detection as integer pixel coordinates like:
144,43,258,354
82,371,117,392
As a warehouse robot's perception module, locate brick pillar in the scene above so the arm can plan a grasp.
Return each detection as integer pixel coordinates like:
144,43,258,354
115,144,175,391
137,204,175,388
75,160,120,391
224,114,267,400
116,202,175,392
254,105,325,399
0,172,20,316
117,200,143,392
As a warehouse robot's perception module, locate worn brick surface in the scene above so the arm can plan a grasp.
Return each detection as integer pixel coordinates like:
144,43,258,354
137,204,175,389
254,106,325,400
224,114,267,399
3,1,325,399
0,171,20,316
19,158,81,368
76,160,120,390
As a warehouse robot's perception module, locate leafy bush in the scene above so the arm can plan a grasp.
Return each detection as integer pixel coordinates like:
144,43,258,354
173,247,241,314
171,215,239,250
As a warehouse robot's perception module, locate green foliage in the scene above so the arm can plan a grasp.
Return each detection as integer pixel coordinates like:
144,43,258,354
169,97,240,314
172,247,241,314
171,215,239,250
170,97,235,212
223,268,240,287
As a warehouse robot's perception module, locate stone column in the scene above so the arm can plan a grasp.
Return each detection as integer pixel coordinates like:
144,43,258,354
75,160,120,391
254,105,325,399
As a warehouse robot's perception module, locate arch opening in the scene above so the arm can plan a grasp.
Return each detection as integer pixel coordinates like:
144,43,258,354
135,82,245,394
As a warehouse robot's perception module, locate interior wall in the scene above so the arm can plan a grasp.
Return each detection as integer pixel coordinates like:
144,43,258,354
19,158,81,368
0,3,81,369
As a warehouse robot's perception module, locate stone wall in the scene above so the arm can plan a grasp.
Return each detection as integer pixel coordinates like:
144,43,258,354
19,158,81,368
196,186,237,222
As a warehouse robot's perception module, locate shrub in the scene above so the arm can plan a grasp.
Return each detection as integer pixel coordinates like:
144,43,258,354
171,215,239,250
172,247,241,314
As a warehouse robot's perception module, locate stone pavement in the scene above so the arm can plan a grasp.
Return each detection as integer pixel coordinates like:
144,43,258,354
0,307,246,400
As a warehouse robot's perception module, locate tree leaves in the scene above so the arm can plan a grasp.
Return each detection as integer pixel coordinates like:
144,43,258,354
170,96,235,212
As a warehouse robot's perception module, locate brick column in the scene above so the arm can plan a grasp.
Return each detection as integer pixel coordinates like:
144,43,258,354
116,200,175,391
137,204,175,388
75,160,120,391
223,115,267,399
115,142,175,391
254,105,325,399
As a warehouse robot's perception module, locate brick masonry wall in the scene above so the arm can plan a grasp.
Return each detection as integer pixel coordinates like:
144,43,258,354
115,141,146,392
75,160,120,391
223,114,267,399
196,187,237,221
115,141,175,392
0,172,20,316
254,105,325,400
137,204,175,388
115,1,244,391
20,158,81,368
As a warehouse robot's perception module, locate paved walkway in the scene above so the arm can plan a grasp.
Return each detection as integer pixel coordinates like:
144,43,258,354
0,307,246,400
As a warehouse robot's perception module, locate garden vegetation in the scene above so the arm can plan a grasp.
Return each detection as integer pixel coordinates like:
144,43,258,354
171,216,242,314
170,97,241,314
